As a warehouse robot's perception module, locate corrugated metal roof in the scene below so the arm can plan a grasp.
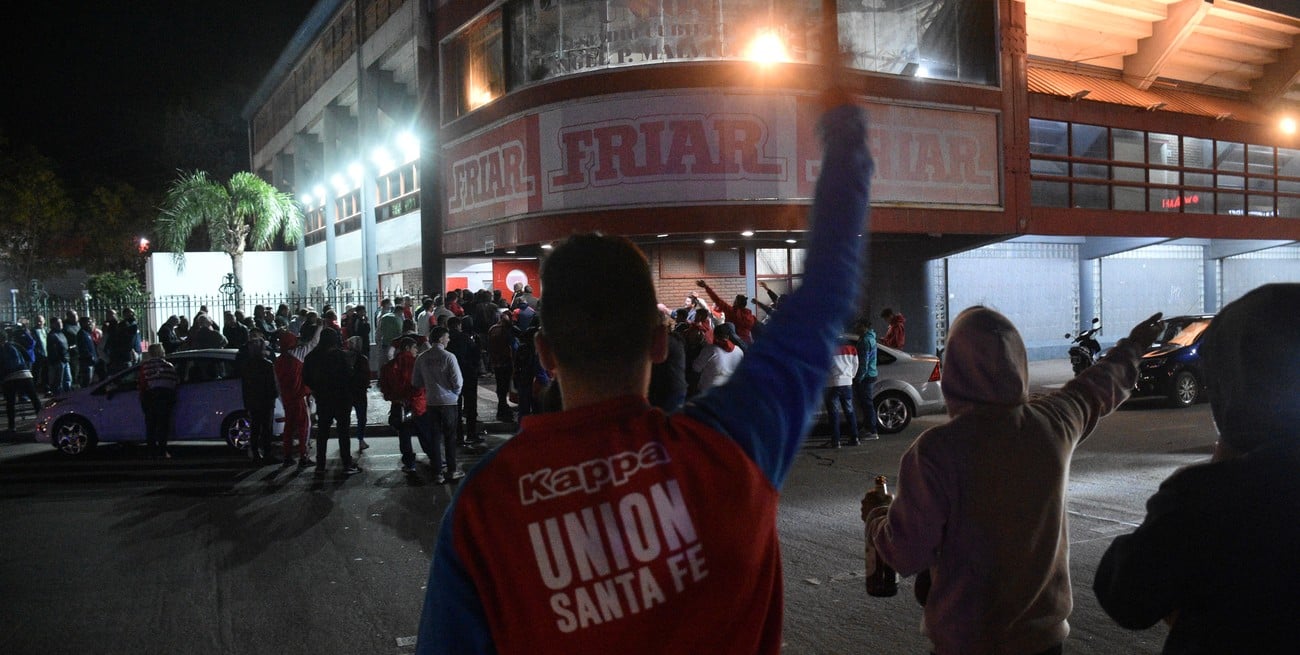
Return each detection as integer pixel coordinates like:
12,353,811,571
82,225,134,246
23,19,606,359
1027,66,1272,125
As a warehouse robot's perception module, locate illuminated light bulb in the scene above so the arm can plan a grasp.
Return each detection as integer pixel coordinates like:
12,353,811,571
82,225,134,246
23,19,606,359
703,238,716,245
1282,117,1297,135
744,30,789,67
396,131,421,163
741,230,755,237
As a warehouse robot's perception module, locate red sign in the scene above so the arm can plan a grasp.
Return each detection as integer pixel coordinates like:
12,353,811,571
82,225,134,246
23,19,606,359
443,115,542,229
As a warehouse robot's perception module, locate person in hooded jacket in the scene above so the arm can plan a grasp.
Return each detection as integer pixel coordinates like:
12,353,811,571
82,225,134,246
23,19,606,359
1,329,42,433
237,330,278,463
302,327,365,475
1093,284,1300,655
865,306,1163,655
879,307,906,350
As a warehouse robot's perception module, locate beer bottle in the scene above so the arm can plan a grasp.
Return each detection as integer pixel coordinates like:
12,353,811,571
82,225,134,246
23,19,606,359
863,475,899,597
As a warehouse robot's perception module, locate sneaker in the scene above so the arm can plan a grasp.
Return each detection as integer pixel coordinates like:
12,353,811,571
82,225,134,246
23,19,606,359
860,433,880,441
299,456,316,468
820,441,841,449
358,440,370,451
400,462,418,473
344,463,363,476
449,469,465,481
434,474,447,484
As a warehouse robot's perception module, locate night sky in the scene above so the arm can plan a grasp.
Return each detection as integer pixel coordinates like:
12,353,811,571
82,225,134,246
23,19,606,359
2,0,317,190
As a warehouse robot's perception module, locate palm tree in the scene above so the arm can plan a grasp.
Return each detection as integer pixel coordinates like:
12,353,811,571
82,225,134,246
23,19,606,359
155,170,303,289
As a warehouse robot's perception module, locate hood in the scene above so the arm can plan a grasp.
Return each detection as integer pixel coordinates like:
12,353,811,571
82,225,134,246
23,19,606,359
318,327,340,350
941,306,1028,414
1202,283,1300,452
278,331,298,349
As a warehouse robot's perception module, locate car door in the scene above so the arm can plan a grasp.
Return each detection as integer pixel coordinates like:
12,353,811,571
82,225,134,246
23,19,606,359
90,367,144,441
172,355,240,439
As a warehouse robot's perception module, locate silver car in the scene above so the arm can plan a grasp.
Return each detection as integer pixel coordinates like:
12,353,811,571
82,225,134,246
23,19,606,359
870,344,945,433
34,349,282,456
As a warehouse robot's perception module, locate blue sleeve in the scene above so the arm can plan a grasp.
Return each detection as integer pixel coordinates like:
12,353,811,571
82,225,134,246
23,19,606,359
417,461,499,654
682,103,873,488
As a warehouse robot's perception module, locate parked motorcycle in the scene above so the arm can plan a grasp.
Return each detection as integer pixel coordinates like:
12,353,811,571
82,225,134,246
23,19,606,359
1065,318,1102,375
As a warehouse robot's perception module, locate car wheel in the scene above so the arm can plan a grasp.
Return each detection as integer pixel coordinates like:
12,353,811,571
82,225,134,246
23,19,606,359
874,391,914,434
222,411,253,451
1168,371,1200,408
52,416,97,456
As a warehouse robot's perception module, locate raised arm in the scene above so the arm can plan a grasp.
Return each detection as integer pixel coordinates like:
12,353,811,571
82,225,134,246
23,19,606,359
684,99,873,487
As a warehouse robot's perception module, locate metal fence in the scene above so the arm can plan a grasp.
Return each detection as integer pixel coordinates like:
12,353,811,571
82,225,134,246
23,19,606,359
3,289,428,340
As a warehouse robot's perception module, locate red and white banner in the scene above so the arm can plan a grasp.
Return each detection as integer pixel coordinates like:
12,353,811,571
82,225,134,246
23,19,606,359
441,91,1001,228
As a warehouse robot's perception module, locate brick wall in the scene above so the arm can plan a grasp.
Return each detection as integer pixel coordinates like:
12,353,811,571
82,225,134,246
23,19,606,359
654,277,748,311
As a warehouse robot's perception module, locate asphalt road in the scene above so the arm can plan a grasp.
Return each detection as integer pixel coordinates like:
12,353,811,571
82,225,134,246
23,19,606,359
0,362,1218,654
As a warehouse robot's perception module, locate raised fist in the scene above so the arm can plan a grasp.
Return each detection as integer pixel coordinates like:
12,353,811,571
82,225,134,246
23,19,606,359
1127,312,1164,350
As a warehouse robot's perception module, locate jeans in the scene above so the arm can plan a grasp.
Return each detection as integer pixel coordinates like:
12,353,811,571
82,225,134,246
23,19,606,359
823,384,858,445
77,359,95,389
854,376,878,435
48,362,72,395
421,404,459,475
314,402,353,468
393,403,435,466
352,399,367,441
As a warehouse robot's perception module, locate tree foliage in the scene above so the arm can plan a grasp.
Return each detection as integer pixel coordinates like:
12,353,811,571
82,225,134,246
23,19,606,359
86,270,145,301
0,146,76,284
155,170,303,284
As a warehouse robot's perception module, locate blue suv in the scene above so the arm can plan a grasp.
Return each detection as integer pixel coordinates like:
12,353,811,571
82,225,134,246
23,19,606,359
1133,314,1214,407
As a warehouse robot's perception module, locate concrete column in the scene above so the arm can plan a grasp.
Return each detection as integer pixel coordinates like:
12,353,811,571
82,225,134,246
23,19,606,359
322,106,343,282
418,9,446,295
292,133,318,296
355,31,379,297
1203,256,1219,313
1079,256,1098,331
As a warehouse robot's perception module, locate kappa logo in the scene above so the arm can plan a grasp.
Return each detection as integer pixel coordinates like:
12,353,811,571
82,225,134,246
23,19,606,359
519,443,672,505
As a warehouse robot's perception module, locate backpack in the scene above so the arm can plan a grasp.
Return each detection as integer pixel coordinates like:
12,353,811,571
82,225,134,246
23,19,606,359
378,357,406,402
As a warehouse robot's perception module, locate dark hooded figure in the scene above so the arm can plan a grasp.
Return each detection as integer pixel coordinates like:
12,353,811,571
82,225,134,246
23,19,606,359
866,306,1163,655
1095,284,1300,654
302,327,365,476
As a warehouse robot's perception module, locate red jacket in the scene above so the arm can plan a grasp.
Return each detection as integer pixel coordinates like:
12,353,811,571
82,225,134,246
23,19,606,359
702,284,757,344
379,350,426,415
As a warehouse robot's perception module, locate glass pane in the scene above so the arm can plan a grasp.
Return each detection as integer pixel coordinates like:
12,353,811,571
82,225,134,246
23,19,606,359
756,249,788,276
1184,172,1213,188
1112,129,1144,163
1032,180,1068,207
1182,136,1213,169
720,0,819,63
1184,191,1212,214
1279,148,1300,177
1072,124,1108,159
1113,166,1143,183
1029,119,1068,156
1279,195,1300,218
1215,141,1244,171
1217,174,1244,190
1073,183,1108,209
1248,177,1275,193
1217,192,1245,215
1281,179,1300,194
704,249,741,275
839,0,997,85
1247,144,1275,174
1031,158,1067,176
1148,133,1179,166
1150,189,1180,212
1247,196,1275,217
1073,163,1108,179
789,248,806,275
1114,185,1144,211
446,13,505,118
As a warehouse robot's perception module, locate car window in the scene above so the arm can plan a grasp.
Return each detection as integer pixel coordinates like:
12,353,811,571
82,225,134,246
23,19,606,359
176,357,233,383
878,350,897,366
1164,320,1211,347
